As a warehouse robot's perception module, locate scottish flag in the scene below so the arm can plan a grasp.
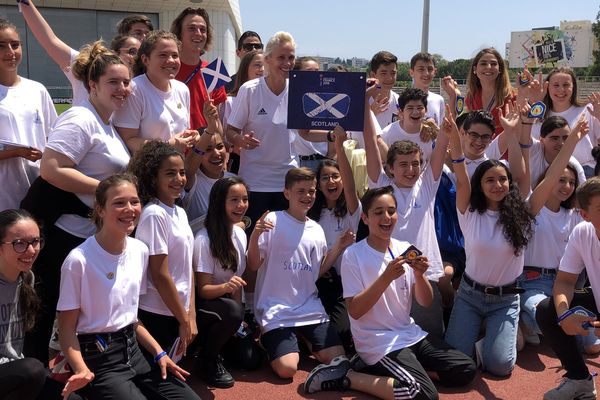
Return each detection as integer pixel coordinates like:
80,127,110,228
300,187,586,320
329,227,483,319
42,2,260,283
202,57,231,93
302,92,350,119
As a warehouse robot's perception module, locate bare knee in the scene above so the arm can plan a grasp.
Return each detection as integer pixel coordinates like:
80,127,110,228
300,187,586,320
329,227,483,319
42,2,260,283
271,353,299,378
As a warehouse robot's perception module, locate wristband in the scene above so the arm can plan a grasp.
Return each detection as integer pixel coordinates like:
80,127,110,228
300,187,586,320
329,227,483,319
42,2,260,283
154,351,167,363
520,121,533,125
451,156,466,164
327,130,334,142
195,127,206,135
519,142,533,149
556,309,574,325
192,146,205,156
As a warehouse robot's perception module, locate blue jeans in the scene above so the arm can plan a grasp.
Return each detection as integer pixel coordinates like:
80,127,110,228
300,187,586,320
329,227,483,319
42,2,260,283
445,278,519,376
516,271,555,335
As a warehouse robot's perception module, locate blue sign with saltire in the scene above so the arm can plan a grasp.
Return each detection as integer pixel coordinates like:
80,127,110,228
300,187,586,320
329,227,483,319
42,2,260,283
288,71,366,131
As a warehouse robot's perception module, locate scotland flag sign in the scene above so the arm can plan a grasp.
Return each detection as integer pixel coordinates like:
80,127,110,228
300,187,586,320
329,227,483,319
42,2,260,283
202,57,231,93
288,71,366,131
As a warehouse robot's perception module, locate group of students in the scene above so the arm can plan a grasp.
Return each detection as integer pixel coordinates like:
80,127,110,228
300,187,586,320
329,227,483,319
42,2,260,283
2,2,600,400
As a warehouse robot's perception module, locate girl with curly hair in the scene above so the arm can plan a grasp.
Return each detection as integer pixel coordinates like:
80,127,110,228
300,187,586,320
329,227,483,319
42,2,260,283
443,104,534,377
127,141,196,364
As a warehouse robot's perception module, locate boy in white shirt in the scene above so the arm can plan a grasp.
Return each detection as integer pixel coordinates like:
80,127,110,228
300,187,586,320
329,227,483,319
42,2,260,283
247,167,348,379
536,177,600,400
305,186,476,398
409,52,445,127
368,51,400,130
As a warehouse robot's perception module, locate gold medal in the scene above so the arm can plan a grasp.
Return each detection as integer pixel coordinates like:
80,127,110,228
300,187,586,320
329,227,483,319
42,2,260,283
107,272,114,280
177,103,182,109
406,250,419,261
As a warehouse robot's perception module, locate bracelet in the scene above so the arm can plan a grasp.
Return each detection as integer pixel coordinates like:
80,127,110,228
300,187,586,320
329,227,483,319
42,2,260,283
519,142,533,149
521,121,533,125
192,146,205,156
196,127,206,135
556,309,574,325
327,130,334,142
154,351,167,363
451,156,466,164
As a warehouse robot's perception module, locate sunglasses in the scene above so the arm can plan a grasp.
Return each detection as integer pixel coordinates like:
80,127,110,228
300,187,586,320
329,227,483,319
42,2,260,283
120,47,138,56
1,238,45,253
242,43,263,52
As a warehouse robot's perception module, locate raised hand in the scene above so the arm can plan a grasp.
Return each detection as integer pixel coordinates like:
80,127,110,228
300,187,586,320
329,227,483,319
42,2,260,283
253,210,274,236
498,100,520,132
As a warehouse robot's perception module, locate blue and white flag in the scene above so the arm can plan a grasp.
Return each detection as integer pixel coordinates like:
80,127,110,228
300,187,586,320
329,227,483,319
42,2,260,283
202,57,231,93
302,93,350,119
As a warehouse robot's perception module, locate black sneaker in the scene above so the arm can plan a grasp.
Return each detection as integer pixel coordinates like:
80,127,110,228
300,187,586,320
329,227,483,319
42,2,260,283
304,356,351,393
200,355,235,388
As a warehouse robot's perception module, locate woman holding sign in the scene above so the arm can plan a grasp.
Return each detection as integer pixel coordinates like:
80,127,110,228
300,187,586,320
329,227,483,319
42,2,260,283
226,31,298,231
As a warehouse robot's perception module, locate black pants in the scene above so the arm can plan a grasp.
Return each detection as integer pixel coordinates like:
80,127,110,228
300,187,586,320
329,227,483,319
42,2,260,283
363,336,476,400
197,296,262,370
24,225,85,365
137,309,180,357
536,288,597,379
76,326,199,400
316,268,354,353
245,191,288,234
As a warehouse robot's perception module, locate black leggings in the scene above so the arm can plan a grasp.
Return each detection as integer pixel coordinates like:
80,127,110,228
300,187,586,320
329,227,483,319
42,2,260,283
24,225,85,365
197,296,262,369
536,288,598,380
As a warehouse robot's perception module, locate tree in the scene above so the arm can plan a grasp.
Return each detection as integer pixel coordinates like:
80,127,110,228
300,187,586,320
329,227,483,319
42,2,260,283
588,5,600,76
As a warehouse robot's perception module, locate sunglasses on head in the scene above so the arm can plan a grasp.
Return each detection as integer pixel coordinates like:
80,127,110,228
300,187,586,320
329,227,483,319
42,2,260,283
242,43,263,51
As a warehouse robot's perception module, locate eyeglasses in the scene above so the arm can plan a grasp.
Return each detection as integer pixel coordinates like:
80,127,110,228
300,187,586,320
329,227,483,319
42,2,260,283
120,48,138,56
242,43,263,52
320,173,342,183
1,238,45,253
467,131,492,143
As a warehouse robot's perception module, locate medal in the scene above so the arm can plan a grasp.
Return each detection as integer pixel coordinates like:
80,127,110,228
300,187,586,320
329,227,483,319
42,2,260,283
456,95,465,115
177,103,182,109
106,272,114,280
528,101,546,119
518,74,530,86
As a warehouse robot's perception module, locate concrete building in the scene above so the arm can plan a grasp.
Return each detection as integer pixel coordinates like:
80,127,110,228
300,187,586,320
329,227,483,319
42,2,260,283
0,0,241,99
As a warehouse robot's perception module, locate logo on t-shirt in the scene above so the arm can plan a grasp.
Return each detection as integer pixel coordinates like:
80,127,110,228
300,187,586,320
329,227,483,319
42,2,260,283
258,108,267,115
413,202,422,209
391,113,398,123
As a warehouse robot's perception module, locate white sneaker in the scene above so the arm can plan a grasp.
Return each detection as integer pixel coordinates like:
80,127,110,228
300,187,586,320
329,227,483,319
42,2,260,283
520,322,541,346
517,326,525,352
544,375,596,400
304,356,351,394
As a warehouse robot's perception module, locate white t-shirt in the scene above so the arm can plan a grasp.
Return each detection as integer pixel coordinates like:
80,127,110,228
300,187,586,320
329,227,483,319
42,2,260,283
48,100,130,238
194,225,247,285
183,169,234,229
57,236,148,333
371,90,400,130
369,167,443,280
559,221,600,311
64,49,87,107
136,200,194,316
113,74,190,142
342,238,427,365
0,77,56,211
227,77,298,192
254,211,328,333
293,131,328,157
458,208,524,286
529,139,586,186
426,91,445,127
525,206,581,269
380,122,434,163
317,204,362,274
531,105,600,168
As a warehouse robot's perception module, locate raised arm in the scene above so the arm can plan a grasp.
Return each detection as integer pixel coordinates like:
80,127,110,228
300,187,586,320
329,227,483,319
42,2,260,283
529,115,589,215
333,125,359,214
364,84,384,183
443,104,470,214
429,119,449,180
19,0,74,69
499,101,530,197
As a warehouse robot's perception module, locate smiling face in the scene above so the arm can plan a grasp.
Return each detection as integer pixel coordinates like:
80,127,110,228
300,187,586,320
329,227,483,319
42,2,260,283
371,63,397,91
155,155,186,207
0,27,21,78
284,179,317,216
0,219,41,279
117,36,141,69
481,166,510,210
362,193,398,243
551,167,577,204
265,41,295,80
248,53,265,80
474,52,500,85
180,14,207,56
461,122,494,159
89,63,131,114
200,134,227,179
540,126,570,162
399,99,426,132
225,183,249,225
142,38,180,83
96,182,141,237
389,152,421,188
548,72,574,111
318,165,343,206
410,60,436,90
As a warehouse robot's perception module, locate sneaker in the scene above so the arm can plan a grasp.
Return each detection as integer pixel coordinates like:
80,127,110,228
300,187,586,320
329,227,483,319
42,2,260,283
200,355,235,389
543,375,596,400
522,324,541,346
304,356,351,394
517,326,525,352
349,353,366,372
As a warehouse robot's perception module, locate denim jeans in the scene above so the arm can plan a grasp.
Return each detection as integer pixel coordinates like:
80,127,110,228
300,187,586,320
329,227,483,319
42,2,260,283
516,271,555,335
445,278,519,376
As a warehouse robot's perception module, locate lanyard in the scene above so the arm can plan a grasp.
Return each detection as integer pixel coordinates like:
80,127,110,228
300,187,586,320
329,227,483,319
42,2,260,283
184,62,202,85
485,94,496,112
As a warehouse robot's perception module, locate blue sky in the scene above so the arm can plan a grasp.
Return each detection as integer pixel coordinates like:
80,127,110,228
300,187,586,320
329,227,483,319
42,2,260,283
239,0,599,62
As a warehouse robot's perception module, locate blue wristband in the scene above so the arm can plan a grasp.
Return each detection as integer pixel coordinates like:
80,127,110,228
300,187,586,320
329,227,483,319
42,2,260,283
154,351,167,363
451,156,466,164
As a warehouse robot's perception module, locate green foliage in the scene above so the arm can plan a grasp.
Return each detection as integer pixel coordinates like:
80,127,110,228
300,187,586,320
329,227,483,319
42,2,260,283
589,5,600,76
